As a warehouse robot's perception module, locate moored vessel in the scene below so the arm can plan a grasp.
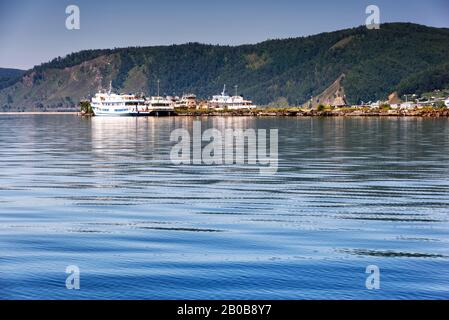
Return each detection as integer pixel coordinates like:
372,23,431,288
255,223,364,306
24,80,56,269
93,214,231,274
209,85,257,110
141,96,175,116
91,83,145,116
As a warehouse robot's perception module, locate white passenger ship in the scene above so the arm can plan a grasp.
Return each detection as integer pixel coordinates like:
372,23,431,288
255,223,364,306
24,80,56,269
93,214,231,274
91,84,145,116
445,98,449,108
209,85,257,110
91,83,174,116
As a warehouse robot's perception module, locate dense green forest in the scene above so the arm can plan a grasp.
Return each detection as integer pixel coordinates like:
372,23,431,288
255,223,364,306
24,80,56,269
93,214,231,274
396,63,449,96
0,68,25,90
1,23,449,110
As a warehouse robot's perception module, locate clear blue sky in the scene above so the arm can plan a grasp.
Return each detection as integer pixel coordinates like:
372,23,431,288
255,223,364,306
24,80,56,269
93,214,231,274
1,0,448,69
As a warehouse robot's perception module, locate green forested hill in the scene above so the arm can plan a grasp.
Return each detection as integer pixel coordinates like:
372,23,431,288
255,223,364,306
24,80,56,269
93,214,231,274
1,23,449,111
0,68,25,91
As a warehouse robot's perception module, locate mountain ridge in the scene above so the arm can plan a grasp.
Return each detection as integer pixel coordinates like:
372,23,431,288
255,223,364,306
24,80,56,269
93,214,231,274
0,68,25,91
1,23,449,111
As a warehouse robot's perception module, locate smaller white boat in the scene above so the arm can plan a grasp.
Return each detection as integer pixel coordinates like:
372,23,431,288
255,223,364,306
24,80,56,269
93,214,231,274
209,85,257,110
142,96,175,116
175,94,197,108
132,79,175,116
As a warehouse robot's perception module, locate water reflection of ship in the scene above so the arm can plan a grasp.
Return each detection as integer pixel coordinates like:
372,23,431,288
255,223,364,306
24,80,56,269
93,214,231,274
90,116,178,159
86,117,173,203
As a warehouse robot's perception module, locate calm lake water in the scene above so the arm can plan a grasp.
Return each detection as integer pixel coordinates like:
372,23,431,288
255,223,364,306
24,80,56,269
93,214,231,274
1,115,449,300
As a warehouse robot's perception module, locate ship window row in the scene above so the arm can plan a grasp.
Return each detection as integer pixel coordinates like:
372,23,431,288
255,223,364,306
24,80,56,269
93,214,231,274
101,103,125,106
98,102,143,105
152,103,170,107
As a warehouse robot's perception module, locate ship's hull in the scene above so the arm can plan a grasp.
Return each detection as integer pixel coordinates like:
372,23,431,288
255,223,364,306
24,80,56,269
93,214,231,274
92,108,175,117
227,105,257,110
92,109,133,116
130,110,176,117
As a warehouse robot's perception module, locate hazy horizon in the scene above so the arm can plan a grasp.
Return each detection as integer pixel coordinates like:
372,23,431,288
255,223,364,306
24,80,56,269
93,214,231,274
1,0,449,70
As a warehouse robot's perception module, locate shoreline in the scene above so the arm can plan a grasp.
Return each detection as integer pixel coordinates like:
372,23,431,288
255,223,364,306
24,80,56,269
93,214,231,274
0,112,79,115
1,109,449,117
175,108,449,117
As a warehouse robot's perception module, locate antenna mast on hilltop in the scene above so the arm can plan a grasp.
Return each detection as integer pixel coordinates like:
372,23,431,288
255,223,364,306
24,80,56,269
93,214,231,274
222,84,226,96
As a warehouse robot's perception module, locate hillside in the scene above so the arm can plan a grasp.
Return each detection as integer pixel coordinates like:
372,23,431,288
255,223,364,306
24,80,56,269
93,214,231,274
1,23,449,111
0,68,25,91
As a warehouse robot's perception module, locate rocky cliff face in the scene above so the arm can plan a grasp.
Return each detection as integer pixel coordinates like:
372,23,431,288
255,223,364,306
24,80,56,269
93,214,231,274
304,74,348,109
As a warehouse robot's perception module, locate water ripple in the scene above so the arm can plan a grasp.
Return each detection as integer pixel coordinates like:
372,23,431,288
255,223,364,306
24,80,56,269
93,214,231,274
1,116,449,299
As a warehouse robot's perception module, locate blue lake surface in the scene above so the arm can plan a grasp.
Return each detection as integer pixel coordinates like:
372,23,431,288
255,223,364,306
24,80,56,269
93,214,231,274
1,115,449,299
